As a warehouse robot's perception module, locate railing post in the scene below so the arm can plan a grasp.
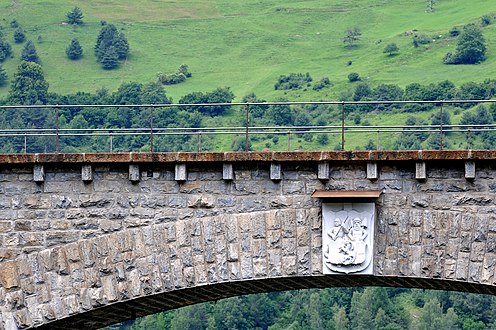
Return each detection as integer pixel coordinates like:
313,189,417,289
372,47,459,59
245,104,249,152
55,107,59,153
439,100,444,150
24,134,27,154
287,131,291,151
109,131,113,153
149,106,154,153
468,128,471,150
341,101,345,151
198,132,202,152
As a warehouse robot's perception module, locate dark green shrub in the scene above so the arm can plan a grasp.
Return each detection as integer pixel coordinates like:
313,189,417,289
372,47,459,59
348,72,360,82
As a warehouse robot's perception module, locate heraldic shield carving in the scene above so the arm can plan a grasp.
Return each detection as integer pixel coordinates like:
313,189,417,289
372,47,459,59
322,203,375,274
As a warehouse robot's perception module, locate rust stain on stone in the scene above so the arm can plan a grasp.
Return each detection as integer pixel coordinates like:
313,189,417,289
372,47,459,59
0,150,494,164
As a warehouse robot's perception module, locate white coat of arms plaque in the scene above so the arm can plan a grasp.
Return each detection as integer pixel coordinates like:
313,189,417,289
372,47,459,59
322,203,374,274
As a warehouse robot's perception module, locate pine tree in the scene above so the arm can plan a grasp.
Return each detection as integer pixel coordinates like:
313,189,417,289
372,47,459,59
0,37,12,62
13,27,25,43
113,32,129,60
0,66,7,86
66,6,84,25
21,40,40,63
100,46,119,70
66,38,83,60
9,61,49,104
94,24,129,67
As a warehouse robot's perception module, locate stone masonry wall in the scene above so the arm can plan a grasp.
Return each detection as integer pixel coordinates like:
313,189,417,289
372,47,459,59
0,158,495,329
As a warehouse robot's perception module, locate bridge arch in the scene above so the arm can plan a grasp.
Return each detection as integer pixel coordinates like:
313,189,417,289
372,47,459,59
1,151,496,329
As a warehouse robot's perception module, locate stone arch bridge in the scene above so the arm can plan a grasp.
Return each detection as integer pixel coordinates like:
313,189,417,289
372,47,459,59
1,150,496,329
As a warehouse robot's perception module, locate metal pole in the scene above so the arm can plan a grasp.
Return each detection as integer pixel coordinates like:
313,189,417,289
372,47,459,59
109,132,113,153
198,133,202,152
150,107,154,152
467,128,471,150
55,108,59,153
245,104,249,152
287,131,291,151
377,130,380,150
439,100,443,150
341,102,345,150
24,134,27,154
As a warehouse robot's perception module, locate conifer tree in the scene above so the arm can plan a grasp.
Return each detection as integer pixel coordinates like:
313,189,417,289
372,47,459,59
21,40,40,63
66,38,83,60
100,46,119,70
9,61,48,104
94,24,129,68
0,66,7,86
66,6,84,25
0,37,12,62
13,27,25,43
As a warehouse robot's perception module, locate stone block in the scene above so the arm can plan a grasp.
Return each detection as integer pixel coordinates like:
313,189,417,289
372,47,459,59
81,165,93,182
0,261,19,289
367,162,378,180
33,165,44,182
270,163,281,181
465,161,476,180
416,162,426,180
128,165,140,182
175,164,187,181
455,252,470,280
223,163,233,180
317,162,329,180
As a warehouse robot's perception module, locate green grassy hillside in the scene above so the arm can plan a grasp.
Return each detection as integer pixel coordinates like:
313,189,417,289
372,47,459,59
0,0,495,102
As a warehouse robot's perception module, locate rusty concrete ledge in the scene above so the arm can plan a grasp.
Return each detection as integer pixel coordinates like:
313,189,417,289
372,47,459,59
0,150,491,164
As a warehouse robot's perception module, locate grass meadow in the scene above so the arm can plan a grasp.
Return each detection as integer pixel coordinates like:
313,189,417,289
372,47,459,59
0,0,495,150
0,0,495,101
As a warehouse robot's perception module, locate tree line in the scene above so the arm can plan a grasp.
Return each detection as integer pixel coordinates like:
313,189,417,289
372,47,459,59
1,59,496,152
107,287,496,330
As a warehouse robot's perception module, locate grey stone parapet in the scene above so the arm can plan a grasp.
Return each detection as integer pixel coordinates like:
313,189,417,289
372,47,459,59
2,149,496,330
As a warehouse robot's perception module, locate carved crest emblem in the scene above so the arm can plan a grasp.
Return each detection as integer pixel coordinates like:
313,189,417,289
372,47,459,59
322,203,374,274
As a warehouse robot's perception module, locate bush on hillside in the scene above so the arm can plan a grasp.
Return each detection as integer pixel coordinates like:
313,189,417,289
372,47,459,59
312,77,331,90
157,64,191,85
383,43,399,56
348,72,360,82
158,72,186,85
449,26,460,37
444,24,486,65
274,73,312,90
481,15,492,27
412,34,431,47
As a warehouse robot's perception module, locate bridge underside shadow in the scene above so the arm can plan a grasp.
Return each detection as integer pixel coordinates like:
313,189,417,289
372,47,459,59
36,275,496,330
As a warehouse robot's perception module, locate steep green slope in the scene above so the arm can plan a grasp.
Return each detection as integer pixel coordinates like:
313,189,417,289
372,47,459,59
0,0,495,101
